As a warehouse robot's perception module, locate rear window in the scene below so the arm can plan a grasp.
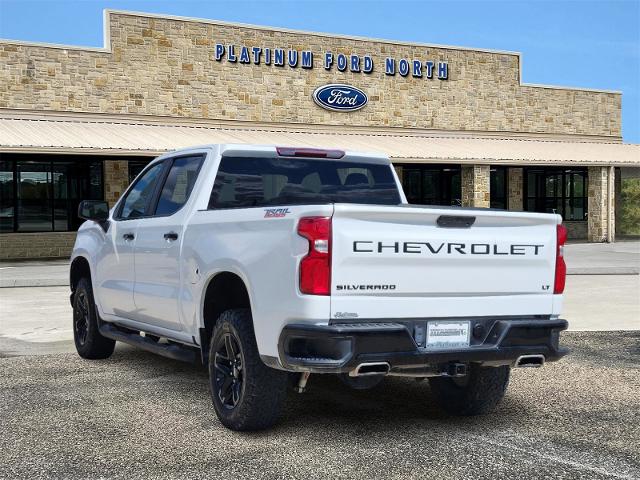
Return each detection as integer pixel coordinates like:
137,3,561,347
208,156,401,209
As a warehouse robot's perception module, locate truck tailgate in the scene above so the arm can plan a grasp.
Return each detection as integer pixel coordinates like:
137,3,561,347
330,204,561,320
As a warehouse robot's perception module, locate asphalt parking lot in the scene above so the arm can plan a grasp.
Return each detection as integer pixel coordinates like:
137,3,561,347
1,331,638,480
1,243,638,479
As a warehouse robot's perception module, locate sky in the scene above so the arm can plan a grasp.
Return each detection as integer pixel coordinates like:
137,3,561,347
0,0,638,142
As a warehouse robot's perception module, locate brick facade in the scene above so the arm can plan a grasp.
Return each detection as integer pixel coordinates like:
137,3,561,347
104,160,130,206
0,11,621,137
0,232,76,260
461,165,490,208
507,167,523,211
0,11,626,259
588,166,615,242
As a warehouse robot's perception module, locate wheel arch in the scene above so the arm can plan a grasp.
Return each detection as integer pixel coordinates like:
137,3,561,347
70,255,92,298
200,270,252,363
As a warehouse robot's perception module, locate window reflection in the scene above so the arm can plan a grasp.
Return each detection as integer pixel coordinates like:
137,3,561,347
490,166,507,209
397,165,462,206
0,161,14,232
525,168,588,220
1,156,106,232
17,163,52,232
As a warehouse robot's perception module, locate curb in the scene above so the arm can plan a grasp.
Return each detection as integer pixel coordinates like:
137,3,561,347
0,279,69,288
567,267,639,275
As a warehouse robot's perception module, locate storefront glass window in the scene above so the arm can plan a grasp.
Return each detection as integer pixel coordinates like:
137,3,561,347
0,155,105,233
0,161,15,233
490,167,507,209
17,162,52,232
128,160,152,184
524,168,588,220
398,165,461,206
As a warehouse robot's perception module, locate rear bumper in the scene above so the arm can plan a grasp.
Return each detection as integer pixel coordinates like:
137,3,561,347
278,318,569,374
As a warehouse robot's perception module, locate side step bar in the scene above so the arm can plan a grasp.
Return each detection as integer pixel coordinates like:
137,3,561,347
98,322,198,363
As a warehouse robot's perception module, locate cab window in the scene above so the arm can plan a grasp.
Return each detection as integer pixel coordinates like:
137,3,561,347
154,155,204,216
118,162,164,220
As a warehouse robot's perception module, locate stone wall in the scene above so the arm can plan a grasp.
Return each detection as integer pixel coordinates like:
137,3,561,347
104,160,130,206
564,221,588,240
0,232,76,260
461,165,490,208
0,11,621,137
507,167,523,211
588,166,614,242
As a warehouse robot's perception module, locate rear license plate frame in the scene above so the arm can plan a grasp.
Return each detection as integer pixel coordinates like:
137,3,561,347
425,320,471,349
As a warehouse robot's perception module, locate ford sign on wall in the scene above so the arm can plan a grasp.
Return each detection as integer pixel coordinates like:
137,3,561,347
313,84,368,112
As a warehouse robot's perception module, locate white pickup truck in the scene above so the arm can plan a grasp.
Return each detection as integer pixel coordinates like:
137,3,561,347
71,144,568,431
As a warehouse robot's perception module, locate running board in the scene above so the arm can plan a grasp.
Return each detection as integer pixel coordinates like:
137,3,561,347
98,322,198,363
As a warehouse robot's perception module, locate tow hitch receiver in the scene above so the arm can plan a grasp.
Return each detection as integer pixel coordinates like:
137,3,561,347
440,363,467,377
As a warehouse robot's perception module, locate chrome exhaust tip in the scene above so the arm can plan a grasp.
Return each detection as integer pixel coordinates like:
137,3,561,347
349,362,390,377
515,354,545,368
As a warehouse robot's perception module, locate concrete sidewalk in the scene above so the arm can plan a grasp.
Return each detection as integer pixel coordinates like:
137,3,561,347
0,241,638,288
0,259,69,287
564,241,640,275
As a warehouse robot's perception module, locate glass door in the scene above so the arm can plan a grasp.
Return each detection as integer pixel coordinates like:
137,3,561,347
17,162,52,232
0,161,14,232
399,165,461,206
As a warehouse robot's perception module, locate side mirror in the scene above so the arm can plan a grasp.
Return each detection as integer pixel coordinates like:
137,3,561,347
78,200,110,222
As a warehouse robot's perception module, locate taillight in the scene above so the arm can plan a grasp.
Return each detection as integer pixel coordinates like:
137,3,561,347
554,224,567,294
297,216,332,295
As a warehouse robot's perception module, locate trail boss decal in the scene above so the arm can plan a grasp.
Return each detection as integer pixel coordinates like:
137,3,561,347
313,84,368,112
353,241,544,255
264,208,291,218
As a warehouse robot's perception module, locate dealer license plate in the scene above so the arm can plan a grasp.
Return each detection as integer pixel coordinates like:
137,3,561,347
426,321,470,349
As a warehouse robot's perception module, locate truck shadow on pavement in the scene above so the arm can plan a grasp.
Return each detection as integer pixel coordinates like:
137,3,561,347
107,344,530,430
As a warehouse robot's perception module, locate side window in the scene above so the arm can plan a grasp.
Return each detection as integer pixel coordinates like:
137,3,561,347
118,162,164,220
155,155,204,216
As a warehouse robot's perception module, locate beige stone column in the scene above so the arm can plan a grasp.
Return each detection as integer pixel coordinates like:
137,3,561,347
587,166,615,242
614,167,622,238
507,167,523,211
104,160,130,207
461,165,490,208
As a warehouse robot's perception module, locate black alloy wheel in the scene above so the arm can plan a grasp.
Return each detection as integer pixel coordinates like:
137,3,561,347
214,332,244,409
73,290,90,346
207,308,288,431
72,277,115,359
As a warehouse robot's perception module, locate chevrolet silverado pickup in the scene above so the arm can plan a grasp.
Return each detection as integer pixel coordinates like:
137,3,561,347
70,144,569,431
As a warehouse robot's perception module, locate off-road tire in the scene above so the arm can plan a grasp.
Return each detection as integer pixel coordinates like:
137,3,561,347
428,364,510,416
73,277,116,359
208,308,288,431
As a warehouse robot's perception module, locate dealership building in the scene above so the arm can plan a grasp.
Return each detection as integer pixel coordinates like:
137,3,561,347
0,10,638,259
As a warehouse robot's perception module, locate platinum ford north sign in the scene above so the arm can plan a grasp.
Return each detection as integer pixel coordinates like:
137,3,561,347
213,44,449,80
313,84,368,112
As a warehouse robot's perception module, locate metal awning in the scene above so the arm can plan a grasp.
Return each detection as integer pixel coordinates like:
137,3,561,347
1,112,638,166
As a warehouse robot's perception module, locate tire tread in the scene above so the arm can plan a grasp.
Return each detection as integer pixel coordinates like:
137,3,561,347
428,364,510,416
209,308,288,431
73,277,116,360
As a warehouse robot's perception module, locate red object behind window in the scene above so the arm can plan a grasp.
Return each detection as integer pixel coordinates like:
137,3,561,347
297,217,332,295
554,224,568,294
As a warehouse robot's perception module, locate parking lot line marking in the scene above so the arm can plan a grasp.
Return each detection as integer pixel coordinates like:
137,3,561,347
469,433,637,479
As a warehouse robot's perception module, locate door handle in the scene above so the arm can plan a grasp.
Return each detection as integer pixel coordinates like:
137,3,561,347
122,233,135,241
164,232,179,241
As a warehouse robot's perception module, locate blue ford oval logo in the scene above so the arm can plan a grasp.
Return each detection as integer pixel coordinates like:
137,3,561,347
312,84,368,112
